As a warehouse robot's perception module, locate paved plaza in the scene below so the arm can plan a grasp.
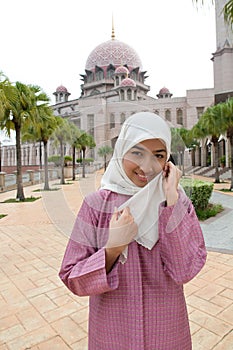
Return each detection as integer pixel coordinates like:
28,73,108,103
0,173,233,349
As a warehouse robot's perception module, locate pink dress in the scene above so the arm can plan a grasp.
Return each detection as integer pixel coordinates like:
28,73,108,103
59,189,206,350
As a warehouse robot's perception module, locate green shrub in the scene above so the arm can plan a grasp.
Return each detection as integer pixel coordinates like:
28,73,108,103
76,158,94,164
48,155,61,166
180,178,214,210
195,203,223,221
64,155,72,166
48,155,73,166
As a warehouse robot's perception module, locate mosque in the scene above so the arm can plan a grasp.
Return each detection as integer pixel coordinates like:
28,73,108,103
50,0,233,168
1,0,233,170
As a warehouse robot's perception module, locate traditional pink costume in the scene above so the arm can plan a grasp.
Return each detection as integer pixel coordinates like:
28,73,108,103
59,112,206,349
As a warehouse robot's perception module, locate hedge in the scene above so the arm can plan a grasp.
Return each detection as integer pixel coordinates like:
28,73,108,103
180,178,214,210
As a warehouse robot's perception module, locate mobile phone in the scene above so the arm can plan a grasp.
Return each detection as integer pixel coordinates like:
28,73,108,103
168,155,176,165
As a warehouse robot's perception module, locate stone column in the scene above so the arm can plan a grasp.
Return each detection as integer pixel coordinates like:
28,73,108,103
0,172,6,191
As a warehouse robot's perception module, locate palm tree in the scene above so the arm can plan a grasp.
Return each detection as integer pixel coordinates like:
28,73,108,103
171,128,197,175
0,78,49,200
191,104,226,182
69,122,81,181
52,118,73,184
22,112,62,190
194,0,233,25
98,145,113,171
221,98,233,189
223,0,233,24
76,131,96,178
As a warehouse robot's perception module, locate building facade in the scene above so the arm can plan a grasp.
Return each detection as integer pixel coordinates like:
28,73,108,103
51,34,214,165
1,0,232,170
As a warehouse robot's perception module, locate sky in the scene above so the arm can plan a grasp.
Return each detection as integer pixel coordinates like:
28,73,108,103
1,0,216,105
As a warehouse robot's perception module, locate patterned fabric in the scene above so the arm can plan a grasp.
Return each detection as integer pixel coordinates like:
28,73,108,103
59,189,206,350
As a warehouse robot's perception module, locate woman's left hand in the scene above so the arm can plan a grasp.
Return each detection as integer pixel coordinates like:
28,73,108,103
162,161,182,206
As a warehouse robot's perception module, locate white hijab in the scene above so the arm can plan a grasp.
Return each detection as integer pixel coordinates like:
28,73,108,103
101,112,171,260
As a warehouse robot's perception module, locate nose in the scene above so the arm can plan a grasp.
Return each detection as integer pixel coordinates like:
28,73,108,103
139,155,154,174
139,155,163,175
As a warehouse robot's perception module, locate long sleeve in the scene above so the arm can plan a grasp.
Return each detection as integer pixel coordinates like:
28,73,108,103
158,191,207,284
59,192,121,296
59,240,119,296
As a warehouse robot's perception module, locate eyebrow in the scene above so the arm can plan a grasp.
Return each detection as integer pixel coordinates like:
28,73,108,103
131,145,167,153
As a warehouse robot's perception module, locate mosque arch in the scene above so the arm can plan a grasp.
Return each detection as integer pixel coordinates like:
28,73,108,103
165,109,171,122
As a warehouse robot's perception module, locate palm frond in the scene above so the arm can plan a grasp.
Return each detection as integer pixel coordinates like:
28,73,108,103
224,0,233,26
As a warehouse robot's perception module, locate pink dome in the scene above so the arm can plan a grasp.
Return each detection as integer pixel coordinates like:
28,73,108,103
120,78,136,87
159,87,170,94
85,39,142,71
56,85,68,93
115,66,129,74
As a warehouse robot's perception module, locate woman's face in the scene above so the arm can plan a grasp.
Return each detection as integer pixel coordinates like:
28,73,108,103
122,138,167,187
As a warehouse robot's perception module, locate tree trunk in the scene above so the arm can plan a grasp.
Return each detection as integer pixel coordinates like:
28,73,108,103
15,121,25,201
43,140,50,190
104,155,107,171
82,148,86,178
229,135,233,191
72,146,76,181
60,140,65,184
39,141,42,169
181,151,185,176
212,139,220,183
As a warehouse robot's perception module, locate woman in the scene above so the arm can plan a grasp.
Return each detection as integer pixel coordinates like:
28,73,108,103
59,112,206,349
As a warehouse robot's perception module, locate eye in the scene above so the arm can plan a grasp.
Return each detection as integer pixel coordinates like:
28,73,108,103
154,154,165,159
131,151,143,157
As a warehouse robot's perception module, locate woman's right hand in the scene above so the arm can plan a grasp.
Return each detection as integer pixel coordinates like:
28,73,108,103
105,207,138,254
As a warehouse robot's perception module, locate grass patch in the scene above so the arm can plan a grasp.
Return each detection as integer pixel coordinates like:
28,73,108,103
52,182,73,186
0,214,7,219
2,196,41,203
32,188,60,192
196,203,224,221
219,188,233,193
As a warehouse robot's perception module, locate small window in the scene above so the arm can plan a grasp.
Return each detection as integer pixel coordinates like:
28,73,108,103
176,109,183,125
196,107,204,119
110,113,115,129
165,109,171,121
87,114,94,136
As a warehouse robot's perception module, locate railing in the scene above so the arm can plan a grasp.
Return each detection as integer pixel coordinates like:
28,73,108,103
0,169,61,192
0,163,103,192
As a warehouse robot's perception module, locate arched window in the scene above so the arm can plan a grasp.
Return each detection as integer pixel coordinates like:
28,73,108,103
90,89,100,96
130,72,136,81
95,69,104,81
120,90,124,100
176,108,183,125
165,109,171,121
116,76,119,86
127,89,132,100
107,69,114,79
87,72,93,83
110,113,115,129
87,114,94,136
196,107,204,119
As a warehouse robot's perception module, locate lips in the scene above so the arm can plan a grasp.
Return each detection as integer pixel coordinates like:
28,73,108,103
136,173,148,182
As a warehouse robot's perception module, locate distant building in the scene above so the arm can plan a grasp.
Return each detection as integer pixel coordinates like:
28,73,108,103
51,31,214,165
50,0,233,168
1,0,232,170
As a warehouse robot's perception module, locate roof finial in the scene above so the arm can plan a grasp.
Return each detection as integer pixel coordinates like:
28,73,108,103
111,14,115,40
